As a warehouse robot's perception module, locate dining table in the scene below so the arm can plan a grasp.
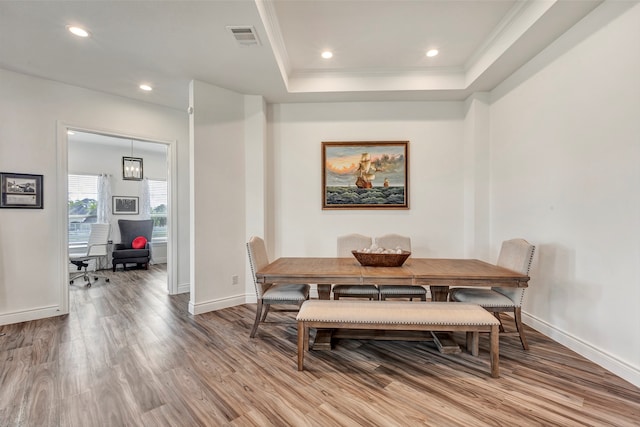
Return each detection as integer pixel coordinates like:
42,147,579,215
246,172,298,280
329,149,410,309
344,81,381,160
255,256,530,351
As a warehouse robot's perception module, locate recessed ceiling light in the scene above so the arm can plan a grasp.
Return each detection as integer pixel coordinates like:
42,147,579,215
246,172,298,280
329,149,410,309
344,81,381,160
426,49,439,58
139,84,153,91
321,51,333,59
67,25,90,38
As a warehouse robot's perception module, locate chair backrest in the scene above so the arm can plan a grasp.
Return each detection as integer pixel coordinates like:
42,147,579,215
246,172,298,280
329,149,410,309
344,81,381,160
493,238,535,306
337,233,372,257
87,223,110,257
247,236,271,299
375,234,411,251
118,219,153,248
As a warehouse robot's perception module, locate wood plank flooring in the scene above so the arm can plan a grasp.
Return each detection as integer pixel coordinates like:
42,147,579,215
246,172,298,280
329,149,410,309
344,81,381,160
1,265,639,426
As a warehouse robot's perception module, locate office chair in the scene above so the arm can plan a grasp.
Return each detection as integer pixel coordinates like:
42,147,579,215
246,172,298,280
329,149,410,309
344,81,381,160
69,223,111,287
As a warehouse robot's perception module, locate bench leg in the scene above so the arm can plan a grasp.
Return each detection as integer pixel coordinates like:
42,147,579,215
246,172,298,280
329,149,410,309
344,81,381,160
466,331,479,357
490,325,500,378
297,322,306,371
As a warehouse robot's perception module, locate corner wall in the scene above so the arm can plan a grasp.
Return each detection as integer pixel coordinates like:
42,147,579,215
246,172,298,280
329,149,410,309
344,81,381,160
489,3,640,386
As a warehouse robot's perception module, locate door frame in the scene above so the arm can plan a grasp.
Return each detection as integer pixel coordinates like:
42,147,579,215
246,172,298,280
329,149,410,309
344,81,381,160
57,122,179,313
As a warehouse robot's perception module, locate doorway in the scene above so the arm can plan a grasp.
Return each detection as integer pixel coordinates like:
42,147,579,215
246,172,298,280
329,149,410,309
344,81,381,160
59,125,178,310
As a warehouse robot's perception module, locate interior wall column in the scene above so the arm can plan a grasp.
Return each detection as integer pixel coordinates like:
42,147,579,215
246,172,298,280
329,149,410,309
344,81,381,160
462,93,491,260
188,80,247,315
244,95,268,302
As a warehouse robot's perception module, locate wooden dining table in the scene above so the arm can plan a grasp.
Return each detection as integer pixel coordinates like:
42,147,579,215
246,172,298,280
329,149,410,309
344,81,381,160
256,256,530,351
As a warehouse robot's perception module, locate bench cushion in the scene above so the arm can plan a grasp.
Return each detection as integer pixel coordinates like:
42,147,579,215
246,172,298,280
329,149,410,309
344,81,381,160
297,300,499,326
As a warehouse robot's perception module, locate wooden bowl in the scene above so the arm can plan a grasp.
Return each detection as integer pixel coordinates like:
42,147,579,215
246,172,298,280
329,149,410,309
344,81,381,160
351,250,411,267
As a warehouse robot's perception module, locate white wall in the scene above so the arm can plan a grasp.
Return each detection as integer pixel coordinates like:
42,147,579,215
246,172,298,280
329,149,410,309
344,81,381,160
0,69,189,325
268,101,466,259
188,81,248,314
489,3,640,385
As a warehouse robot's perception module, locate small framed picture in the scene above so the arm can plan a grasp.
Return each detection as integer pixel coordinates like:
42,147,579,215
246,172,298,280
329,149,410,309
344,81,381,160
0,172,43,209
113,196,139,215
122,156,143,181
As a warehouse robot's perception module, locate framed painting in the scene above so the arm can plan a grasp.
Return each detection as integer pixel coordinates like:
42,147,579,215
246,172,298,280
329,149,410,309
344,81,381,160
0,172,43,209
322,141,409,209
113,196,139,215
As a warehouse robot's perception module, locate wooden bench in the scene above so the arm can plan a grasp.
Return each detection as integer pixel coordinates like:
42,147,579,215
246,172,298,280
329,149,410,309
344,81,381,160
296,300,501,378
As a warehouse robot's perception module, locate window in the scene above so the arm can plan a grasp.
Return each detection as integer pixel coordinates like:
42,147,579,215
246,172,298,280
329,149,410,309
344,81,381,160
148,179,167,241
68,174,98,245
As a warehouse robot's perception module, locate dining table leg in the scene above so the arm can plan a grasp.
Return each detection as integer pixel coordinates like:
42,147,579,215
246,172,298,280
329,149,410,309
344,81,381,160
317,284,332,300
313,284,334,350
429,285,449,302
428,285,462,353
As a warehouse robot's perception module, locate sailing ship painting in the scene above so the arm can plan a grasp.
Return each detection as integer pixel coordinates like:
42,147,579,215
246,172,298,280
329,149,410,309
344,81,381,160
322,141,408,209
355,152,375,189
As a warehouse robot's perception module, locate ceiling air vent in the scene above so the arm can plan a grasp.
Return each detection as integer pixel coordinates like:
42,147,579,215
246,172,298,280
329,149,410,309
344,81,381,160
227,26,261,47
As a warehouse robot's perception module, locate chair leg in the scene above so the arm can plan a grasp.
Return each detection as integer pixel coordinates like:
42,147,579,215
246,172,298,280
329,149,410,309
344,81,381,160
261,304,271,322
250,300,264,338
513,307,529,350
493,312,505,332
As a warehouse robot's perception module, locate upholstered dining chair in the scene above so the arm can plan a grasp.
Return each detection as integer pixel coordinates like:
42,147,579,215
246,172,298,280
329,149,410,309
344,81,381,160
449,238,535,350
333,234,380,300
376,234,427,301
246,236,310,338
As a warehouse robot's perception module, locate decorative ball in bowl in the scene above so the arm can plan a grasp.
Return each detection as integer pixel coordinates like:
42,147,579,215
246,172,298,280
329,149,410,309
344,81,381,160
351,250,411,267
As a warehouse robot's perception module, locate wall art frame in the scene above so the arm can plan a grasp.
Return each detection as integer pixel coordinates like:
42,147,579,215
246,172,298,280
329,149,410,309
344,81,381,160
113,196,139,215
322,141,409,209
0,172,44,209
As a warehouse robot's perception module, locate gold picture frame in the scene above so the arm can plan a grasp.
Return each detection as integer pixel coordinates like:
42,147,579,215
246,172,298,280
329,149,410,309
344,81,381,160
322,141,408,209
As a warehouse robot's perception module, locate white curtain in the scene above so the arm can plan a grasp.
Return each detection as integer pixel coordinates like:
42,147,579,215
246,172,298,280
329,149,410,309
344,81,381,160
141,178,151,220
96,173,112,270
97,174,112,224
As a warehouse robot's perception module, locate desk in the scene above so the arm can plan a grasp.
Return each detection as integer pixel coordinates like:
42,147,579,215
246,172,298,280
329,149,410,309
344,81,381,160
256,257,529,350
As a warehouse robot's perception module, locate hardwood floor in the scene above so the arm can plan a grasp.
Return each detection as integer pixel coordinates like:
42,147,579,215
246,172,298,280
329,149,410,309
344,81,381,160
1,265,639,426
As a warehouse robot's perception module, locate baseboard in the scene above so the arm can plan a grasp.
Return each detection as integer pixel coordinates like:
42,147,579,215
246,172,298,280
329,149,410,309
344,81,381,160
189,294,248,315
0,305,66,326
177,282,190,294
523,311,640,388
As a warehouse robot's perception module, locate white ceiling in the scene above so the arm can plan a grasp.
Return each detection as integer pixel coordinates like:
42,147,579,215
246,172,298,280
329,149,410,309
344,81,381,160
0,0,604,111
